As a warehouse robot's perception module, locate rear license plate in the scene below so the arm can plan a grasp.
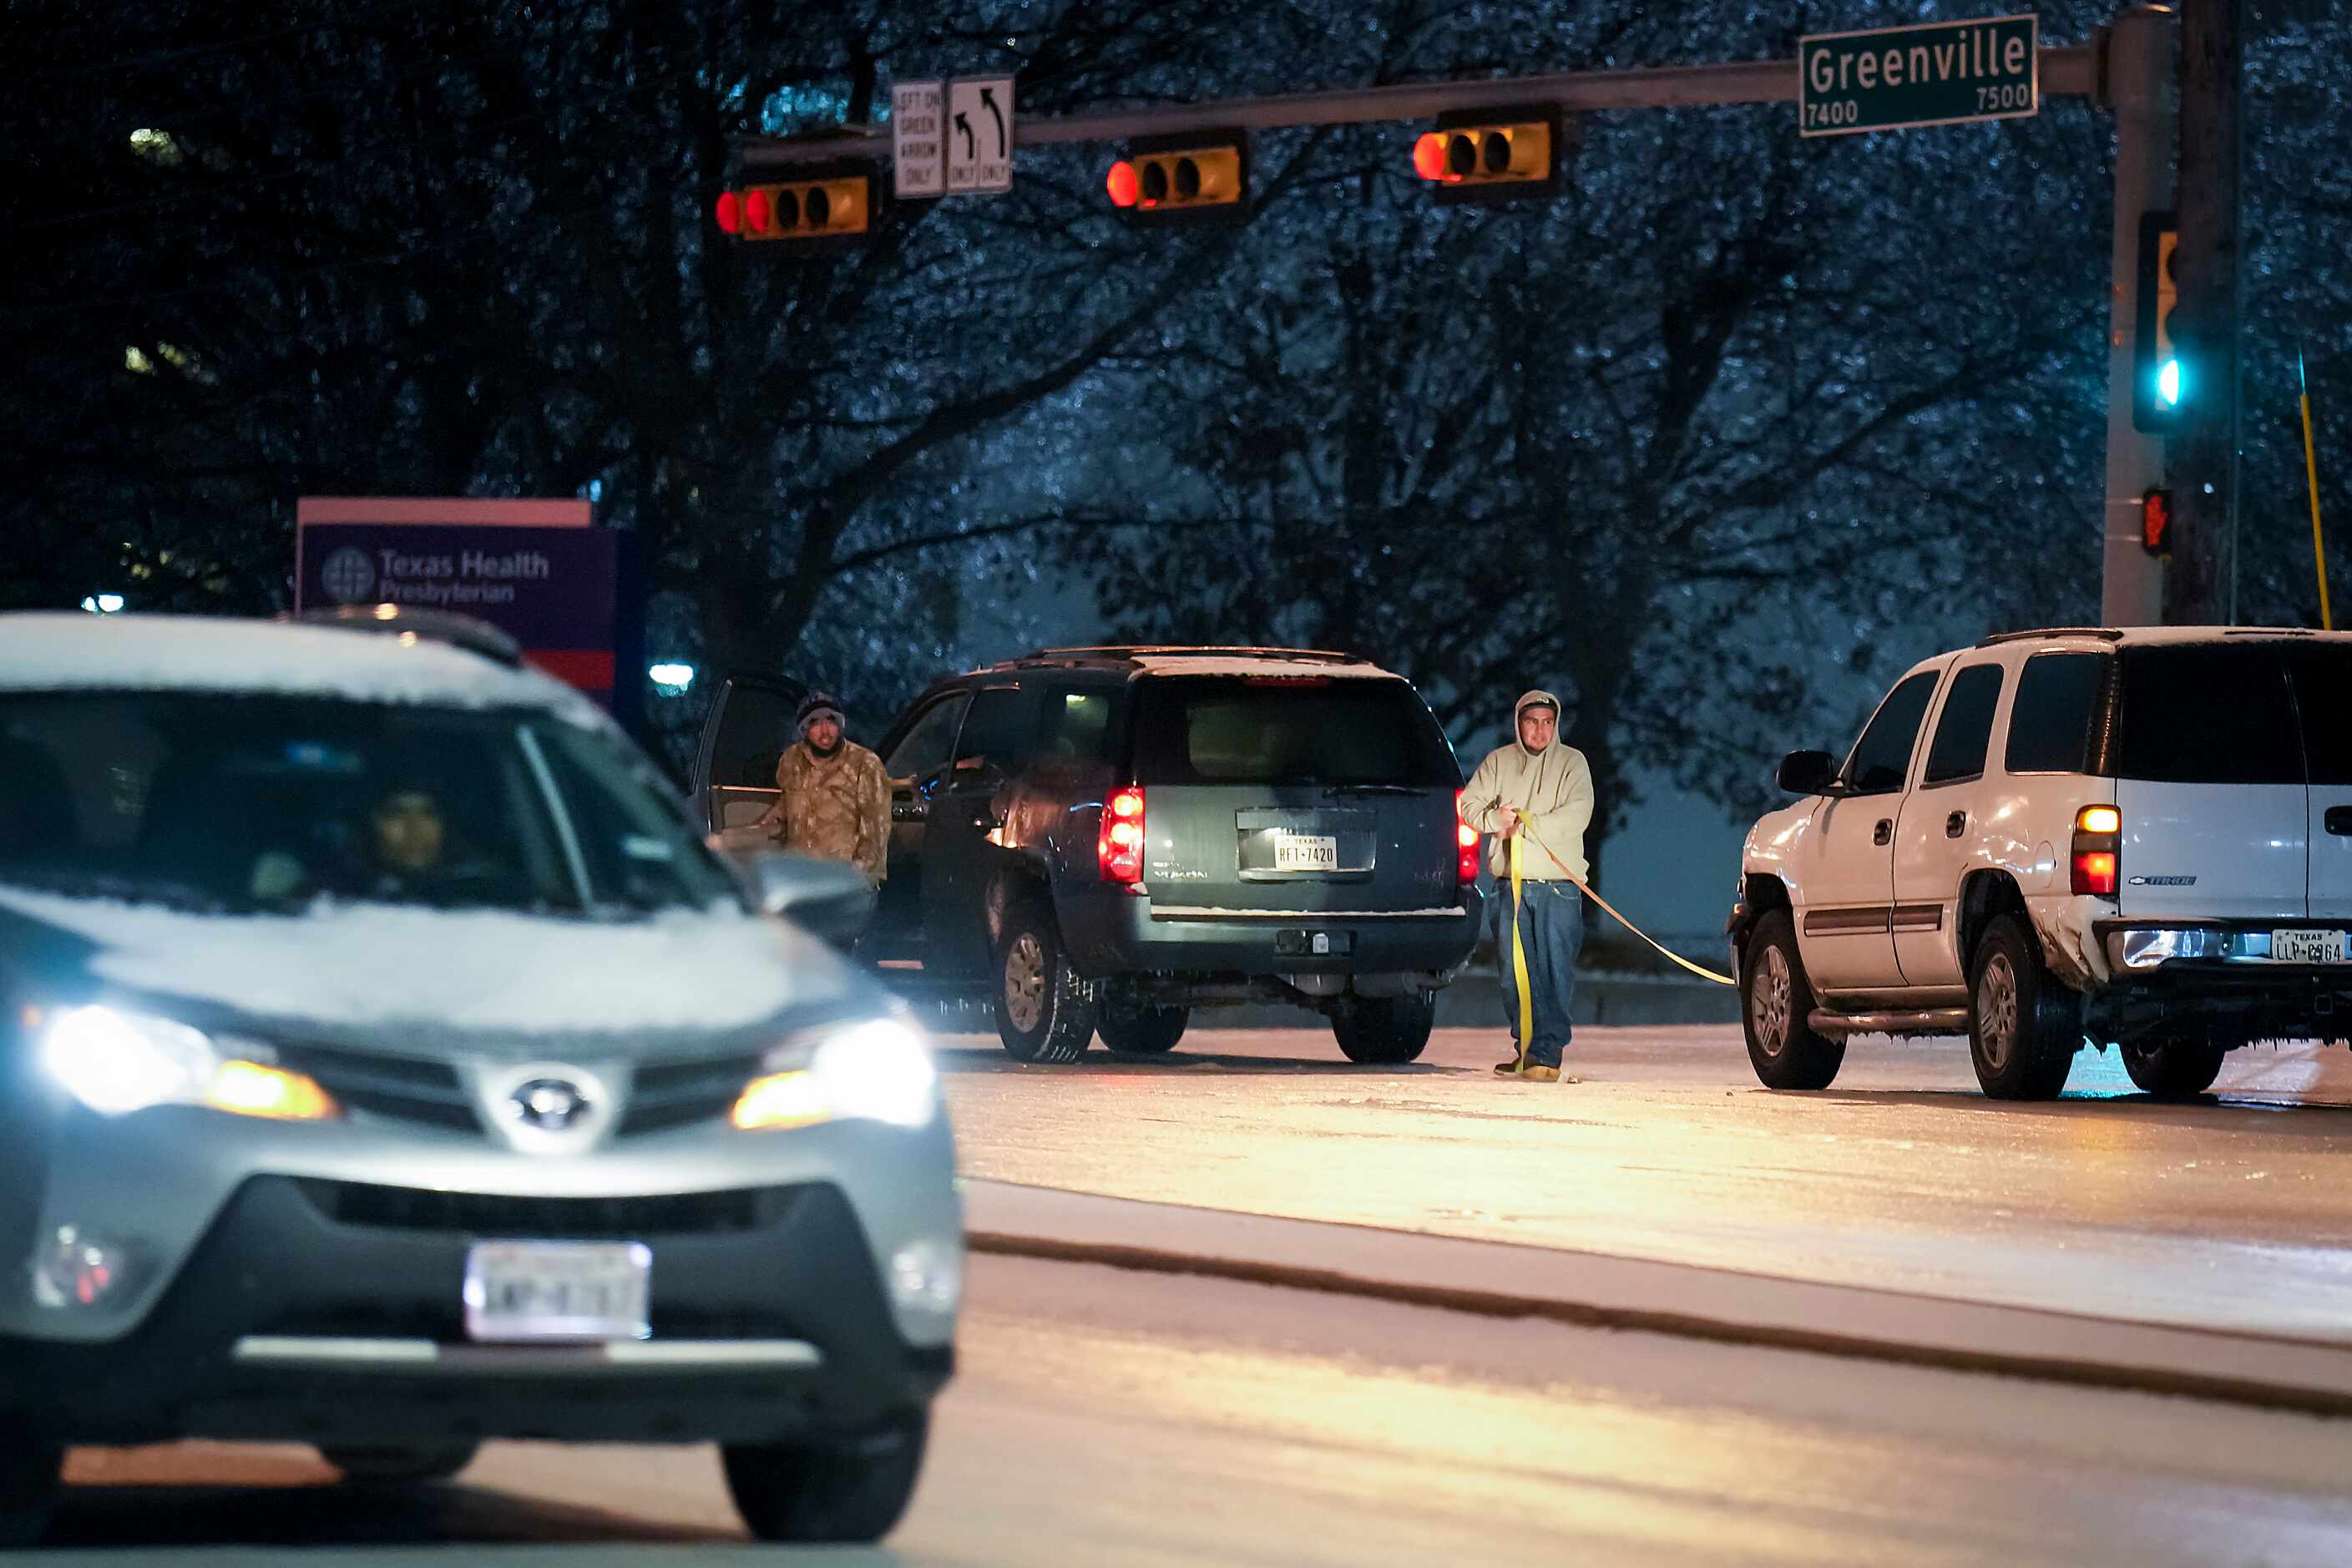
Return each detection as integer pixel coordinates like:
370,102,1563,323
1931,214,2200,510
464,1240,651,1343
1273,832,1339,872
2272,929,2348,965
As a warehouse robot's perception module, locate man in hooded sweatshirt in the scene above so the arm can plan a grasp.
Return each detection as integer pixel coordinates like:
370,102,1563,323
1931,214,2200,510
1461,691,1593,1082
756,691,890,888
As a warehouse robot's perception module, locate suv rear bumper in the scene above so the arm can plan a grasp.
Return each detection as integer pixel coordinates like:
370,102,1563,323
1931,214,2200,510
3,1175,951,1448
1060,884,1484,979
2088,920,2352,1042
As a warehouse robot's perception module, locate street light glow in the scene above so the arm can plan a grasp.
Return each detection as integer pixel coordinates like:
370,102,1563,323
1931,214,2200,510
80,594,125,615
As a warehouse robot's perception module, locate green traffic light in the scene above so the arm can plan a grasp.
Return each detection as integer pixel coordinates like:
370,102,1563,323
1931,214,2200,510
2157,357,2183,408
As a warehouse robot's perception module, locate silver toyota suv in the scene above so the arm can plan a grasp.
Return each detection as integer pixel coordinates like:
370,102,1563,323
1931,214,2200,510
1728,627,2352,1100
0,612,958,1545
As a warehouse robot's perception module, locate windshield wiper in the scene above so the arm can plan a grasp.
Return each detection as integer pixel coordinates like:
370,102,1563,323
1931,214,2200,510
1323,784,1431,798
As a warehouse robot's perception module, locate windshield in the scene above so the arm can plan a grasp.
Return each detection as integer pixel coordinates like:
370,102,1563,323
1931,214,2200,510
0,692,736,917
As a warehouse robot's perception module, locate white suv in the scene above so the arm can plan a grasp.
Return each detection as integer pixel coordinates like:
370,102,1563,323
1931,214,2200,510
1728,627,2352,1100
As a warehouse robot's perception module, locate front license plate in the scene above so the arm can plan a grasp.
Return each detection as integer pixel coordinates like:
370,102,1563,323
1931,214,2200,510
2272,928,2349,965
464,1240,652,1343
1273,832,1339,872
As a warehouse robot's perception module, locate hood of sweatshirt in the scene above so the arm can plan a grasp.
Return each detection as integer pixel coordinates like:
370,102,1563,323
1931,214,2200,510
1514,689,1561,756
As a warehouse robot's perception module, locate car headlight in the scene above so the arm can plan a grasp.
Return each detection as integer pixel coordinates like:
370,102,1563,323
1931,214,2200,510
731,1017,939,1131
39,1005,338,1121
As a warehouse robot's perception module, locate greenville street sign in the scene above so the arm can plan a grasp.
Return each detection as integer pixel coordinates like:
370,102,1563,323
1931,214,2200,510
1799,13,2039,138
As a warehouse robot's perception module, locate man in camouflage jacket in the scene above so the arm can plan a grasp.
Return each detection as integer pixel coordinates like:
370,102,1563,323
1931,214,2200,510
756,691,889,888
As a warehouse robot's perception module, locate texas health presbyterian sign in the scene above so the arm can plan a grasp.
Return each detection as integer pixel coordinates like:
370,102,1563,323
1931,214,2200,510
295,497,640,717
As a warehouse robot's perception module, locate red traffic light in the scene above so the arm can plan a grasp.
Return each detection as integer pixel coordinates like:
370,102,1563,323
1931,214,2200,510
1106,159,1140,208
1412,132,1448,182
2141,487,2173,556
715,190,743,235
745,189,775,234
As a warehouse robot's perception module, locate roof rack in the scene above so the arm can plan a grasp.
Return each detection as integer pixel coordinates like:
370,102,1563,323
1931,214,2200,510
1975,627,2126,648
285,604,526,667
1024,645,1364,664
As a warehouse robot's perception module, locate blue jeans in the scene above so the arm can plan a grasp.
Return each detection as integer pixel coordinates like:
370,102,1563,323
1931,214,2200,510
1491,879,1583,1068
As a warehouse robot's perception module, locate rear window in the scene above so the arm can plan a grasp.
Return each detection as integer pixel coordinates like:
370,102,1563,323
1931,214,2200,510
2116,645,2302,785
1130,676,1460,787
2292,647,2352,787
2004,652,2109,775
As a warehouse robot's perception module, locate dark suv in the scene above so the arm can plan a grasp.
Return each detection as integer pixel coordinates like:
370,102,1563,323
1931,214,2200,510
695,648,1483,1064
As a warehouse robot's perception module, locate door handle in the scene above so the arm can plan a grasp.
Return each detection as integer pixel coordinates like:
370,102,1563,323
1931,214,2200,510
1873,818,1893,847
2328,806,2352,837
1946,811,1968,839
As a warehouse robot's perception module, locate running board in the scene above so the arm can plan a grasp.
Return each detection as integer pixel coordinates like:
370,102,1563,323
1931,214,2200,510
1807,1007,1969,1038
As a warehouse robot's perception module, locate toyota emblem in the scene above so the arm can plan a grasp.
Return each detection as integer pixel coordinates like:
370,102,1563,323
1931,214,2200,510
508,1077,589,1132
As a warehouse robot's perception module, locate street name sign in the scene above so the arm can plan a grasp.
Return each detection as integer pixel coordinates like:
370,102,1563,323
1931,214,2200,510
1799,13,2038,138
945,75,1014,195
891,79,945,199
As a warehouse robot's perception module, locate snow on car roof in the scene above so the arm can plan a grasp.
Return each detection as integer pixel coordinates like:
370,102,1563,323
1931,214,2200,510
0,612,597,717
1127,655,1393,679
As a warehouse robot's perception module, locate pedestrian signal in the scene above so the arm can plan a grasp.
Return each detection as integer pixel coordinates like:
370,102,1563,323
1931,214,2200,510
2133,213,2183,432
2140,487,2172,557
1412,105,1567,205
1106,130,1249,227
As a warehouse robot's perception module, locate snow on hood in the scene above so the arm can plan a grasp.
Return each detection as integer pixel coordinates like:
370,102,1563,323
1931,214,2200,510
0,886,852,1042
0,612,599,723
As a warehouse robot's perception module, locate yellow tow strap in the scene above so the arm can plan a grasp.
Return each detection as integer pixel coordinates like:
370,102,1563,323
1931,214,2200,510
1508,822,1737,989
1507,834,1533,1063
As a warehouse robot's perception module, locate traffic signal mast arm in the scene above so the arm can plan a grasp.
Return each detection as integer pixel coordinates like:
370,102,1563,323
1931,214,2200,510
735,46,2096,175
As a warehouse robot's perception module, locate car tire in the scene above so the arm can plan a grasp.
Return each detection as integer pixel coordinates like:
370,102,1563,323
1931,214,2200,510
1968,913,2081,1100
994,902,1098,1064
722,1409,928,1544
1332,993,1436,1065
1098,1004,1188,1054
319,1443,481,1485
2120,1035,2227,1097
0,1419,62,1548
1740,910,1844,1090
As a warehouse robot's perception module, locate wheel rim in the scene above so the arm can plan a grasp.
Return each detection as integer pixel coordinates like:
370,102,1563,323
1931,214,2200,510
1752,944,1793,1057
1979,953,2019,1072
1004,933,1047,1034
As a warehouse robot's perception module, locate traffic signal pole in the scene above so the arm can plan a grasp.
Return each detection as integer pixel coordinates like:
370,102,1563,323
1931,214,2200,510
740,48,2095,172
2164,0,2242,625
2101,8,2177,627
746,27,2193,626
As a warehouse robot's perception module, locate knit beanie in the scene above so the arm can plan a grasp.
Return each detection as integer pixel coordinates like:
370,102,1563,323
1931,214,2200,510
797,691,846,736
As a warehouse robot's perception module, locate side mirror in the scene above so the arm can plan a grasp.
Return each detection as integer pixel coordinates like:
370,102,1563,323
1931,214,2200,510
746,852,875,952
1776,750,1839,797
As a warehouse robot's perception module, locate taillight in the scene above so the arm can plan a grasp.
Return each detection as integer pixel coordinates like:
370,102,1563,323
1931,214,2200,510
1454,789,1480,883
1099,787,1145,884
2071,804,2120,897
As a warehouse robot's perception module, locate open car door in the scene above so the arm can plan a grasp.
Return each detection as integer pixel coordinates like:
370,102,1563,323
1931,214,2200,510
689,672,809,848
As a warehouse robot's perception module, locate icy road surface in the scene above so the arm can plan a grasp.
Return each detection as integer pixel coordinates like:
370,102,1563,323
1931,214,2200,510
940,1024,2352,1343
40,1254,2352,1565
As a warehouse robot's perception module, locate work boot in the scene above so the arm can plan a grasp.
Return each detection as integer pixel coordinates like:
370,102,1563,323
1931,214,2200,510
1494,1059,1571,1083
